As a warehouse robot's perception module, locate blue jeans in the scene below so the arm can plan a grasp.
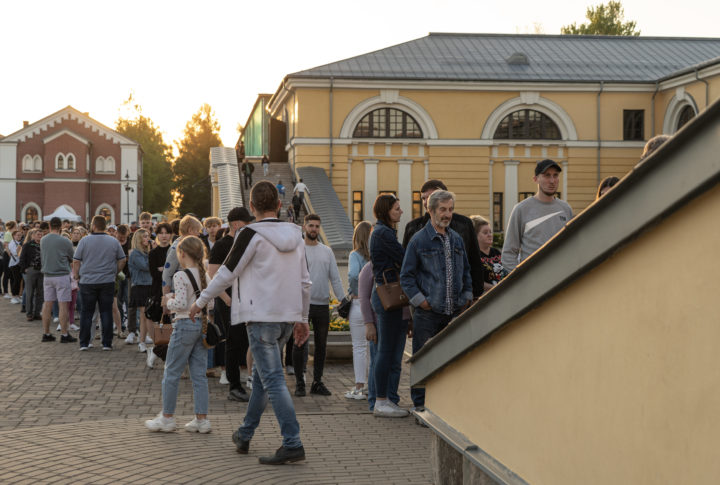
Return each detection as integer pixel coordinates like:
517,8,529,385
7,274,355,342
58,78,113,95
79,282,114,348
371,289,407,401
162,318,208,415
367,339,401,411
410,308,454,407
238,322,302,449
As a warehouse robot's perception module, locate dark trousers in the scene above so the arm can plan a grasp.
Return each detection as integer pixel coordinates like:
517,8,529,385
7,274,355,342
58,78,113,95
25,268,44,317
284,338,293,366
1,253,10,294
293,304,329,384
217,297,249,390
243,173,253,189
117,277,129,327
410,308,454,407
9,265,22,296
79,282,115,348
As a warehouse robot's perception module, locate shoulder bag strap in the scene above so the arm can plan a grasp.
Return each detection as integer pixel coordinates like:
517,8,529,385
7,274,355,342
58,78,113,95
183,269,206,315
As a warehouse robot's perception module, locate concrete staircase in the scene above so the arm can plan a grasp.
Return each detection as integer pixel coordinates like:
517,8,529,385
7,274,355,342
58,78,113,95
240,161,304,223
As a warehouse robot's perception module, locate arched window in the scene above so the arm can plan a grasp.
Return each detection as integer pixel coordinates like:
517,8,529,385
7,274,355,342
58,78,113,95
493,109,561,140
96,156,115,173
33,155,42,171
66,153,76,170
22,155,35,172
676,105,695,131
55,153,66,170
95,204,114,224
25,206,38,222
353,108,423,138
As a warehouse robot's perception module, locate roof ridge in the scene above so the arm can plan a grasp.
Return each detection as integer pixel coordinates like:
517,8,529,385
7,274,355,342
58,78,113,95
428,32,720,41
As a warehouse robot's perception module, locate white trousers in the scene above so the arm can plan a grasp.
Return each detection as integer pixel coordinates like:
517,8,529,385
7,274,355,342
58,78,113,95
348,300,368,384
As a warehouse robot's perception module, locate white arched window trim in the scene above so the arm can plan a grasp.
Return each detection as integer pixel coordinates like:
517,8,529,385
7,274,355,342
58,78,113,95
663,88,699,134
55,152,76,171
339,93,438,139
21,202,42,221
22,155,37,172
95,156,105,173
33,155,42,172
55,152,66,170
95,204,115,223
481,93,578,141
105,156,115,173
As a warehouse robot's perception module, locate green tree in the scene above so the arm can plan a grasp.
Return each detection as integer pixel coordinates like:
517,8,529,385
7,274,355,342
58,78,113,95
116,95,174,214
561,1,640,36
174,104,222,217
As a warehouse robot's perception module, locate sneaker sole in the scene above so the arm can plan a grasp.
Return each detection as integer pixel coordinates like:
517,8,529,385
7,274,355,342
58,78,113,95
373,411,410,418
259,455,306,465
146,425,176,432
185,427,211,434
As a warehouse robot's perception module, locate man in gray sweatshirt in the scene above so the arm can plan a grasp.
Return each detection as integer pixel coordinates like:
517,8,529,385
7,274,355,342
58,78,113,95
292,213,344,397
501,159,573,272
40,217,76,343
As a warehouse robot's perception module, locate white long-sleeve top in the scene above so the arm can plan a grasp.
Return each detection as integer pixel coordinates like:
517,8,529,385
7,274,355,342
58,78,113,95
166,268,213,320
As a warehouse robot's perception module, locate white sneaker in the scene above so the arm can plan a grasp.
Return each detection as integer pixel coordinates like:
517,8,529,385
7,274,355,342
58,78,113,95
138,342,147,353
125,333,136,344
69,323,80,331
219,370,229,385
10,297,20,304
56,324,61,331
53,317,59,324
246,377,252,390
145,414,176,432
373,400,409,418
184,417,211,434
145,336,154,345
3,293,11,299
344,388,366,400
87,343,94,348
146,350,157,368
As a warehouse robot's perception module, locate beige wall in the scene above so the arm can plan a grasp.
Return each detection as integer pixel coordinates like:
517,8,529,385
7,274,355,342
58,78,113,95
425,183,720,484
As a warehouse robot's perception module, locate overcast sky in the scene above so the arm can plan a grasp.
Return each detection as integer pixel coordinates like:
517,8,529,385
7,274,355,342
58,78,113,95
1,0,716,150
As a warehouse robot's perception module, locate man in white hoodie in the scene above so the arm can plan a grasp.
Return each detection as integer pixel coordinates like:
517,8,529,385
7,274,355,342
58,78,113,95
190,181,311,465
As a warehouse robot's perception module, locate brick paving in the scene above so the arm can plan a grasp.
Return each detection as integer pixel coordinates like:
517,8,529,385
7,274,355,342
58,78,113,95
0,297,432,484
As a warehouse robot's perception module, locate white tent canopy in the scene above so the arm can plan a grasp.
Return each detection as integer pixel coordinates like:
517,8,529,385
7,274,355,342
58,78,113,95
43,206,82,222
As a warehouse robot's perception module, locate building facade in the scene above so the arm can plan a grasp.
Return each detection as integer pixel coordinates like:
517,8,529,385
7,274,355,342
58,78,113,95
0,106,142,224
265,33,720,235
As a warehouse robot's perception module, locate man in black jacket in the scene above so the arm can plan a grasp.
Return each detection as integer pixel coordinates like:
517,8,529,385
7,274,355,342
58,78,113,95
402,179,485,299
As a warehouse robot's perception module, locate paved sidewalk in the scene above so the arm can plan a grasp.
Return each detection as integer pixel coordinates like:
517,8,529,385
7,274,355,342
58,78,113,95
0,298,432,484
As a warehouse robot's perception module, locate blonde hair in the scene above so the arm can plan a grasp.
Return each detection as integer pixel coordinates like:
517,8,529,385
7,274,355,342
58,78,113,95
203,217,221,228
352,221,372,261
24,228,38,244
177,236,208,292
179,215,202,237
470,215,490,235
131,228,150,254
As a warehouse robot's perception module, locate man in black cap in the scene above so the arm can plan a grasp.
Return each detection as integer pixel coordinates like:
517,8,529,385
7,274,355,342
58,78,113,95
501,159,573,272
208,207,255,402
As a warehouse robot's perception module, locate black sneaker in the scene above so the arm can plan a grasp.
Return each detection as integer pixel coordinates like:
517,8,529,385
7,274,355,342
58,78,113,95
310,381,332,396
232,430,250,454
41,334,56,342
228,387,250,402
294,382,306,397
258,446,305,465
20,306,25,313
60,334,77,343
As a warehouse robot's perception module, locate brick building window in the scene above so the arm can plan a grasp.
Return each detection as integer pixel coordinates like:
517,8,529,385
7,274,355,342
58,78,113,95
22,155,42,172
56,152,77,171
96,156,116,174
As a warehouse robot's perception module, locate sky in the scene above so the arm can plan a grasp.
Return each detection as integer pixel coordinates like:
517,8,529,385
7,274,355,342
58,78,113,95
0,0,717,150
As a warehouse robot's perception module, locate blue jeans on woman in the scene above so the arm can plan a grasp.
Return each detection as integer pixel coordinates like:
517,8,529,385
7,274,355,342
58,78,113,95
162,318,208,415
371,289,407,402
238,322,302,449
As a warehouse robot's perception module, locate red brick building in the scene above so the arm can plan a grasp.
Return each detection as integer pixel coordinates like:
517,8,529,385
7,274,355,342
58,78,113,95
0,106,141,223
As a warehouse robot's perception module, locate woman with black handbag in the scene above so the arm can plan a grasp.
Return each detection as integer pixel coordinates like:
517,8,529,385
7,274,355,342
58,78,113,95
146,222,172,368
369,194,410,418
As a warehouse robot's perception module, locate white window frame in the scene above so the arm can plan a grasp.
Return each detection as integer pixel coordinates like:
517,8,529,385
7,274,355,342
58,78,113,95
21,202,42,222
95,203,115,224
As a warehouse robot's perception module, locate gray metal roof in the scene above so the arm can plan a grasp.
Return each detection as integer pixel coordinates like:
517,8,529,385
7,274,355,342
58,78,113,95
409,96,720,386
296,166,353,252
290,33,720,83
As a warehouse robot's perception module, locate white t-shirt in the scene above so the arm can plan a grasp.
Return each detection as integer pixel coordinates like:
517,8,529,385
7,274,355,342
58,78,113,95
294,182,308,194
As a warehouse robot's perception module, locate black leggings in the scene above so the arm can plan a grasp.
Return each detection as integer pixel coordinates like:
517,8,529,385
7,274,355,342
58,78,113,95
9,265,22,296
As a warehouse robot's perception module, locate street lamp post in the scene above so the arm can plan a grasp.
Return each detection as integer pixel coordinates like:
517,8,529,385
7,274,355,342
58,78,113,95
124,170,135,224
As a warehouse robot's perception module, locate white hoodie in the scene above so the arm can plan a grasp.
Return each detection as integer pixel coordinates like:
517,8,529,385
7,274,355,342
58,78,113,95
195,219,311,325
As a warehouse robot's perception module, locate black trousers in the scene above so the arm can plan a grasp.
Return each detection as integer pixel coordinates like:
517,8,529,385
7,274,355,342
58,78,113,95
217,297,249,390
9,265,22,296
243,173,253,189
293,304,329,384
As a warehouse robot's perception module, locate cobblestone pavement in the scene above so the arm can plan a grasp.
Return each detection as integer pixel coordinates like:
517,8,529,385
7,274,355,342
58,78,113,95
0,297,431,484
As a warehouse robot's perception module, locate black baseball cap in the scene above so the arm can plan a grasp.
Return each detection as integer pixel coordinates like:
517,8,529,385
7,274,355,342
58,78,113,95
535,159,562,176
227,207,255,223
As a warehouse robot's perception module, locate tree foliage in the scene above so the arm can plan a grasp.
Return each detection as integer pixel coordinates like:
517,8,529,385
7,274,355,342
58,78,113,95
561,1,640,36
174,104,222,217
116,94,175,214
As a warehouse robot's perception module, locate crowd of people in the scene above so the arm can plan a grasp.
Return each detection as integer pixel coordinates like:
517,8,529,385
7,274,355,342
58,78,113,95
0,135,667,465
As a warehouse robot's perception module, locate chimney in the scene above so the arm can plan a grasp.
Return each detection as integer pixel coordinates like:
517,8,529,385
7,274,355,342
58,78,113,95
23,121,29,128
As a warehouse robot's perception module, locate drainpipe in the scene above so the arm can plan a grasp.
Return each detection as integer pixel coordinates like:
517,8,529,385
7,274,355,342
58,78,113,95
329,76,334,181
695,68,710,108
293,90,297,179
651,81,659,136
596,81,604,185
87,142,93,224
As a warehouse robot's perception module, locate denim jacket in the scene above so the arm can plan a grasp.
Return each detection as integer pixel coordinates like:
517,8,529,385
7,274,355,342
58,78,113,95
400,221,472,314
370,221,404,286
128,249,152,286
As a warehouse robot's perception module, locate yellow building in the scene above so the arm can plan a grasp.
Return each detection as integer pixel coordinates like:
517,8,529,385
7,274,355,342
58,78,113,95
266,33,720,236
409,99,720,484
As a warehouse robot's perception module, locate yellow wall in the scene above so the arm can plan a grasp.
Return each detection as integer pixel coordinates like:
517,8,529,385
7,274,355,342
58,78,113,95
425,183,720,484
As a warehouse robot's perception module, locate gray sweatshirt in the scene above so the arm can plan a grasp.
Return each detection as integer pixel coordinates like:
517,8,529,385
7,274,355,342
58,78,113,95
305,242,344,305
501,196,573,272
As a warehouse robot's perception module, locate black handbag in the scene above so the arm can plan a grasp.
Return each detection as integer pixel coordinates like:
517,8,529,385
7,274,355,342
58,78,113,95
184,269,226,349
337,293,352,319
144,295,163,322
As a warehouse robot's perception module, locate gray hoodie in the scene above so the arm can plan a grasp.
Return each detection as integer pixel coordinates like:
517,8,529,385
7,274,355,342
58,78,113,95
196,219,311,325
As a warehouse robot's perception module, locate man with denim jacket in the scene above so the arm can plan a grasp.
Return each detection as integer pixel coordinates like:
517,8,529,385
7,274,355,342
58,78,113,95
400,190,472,409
